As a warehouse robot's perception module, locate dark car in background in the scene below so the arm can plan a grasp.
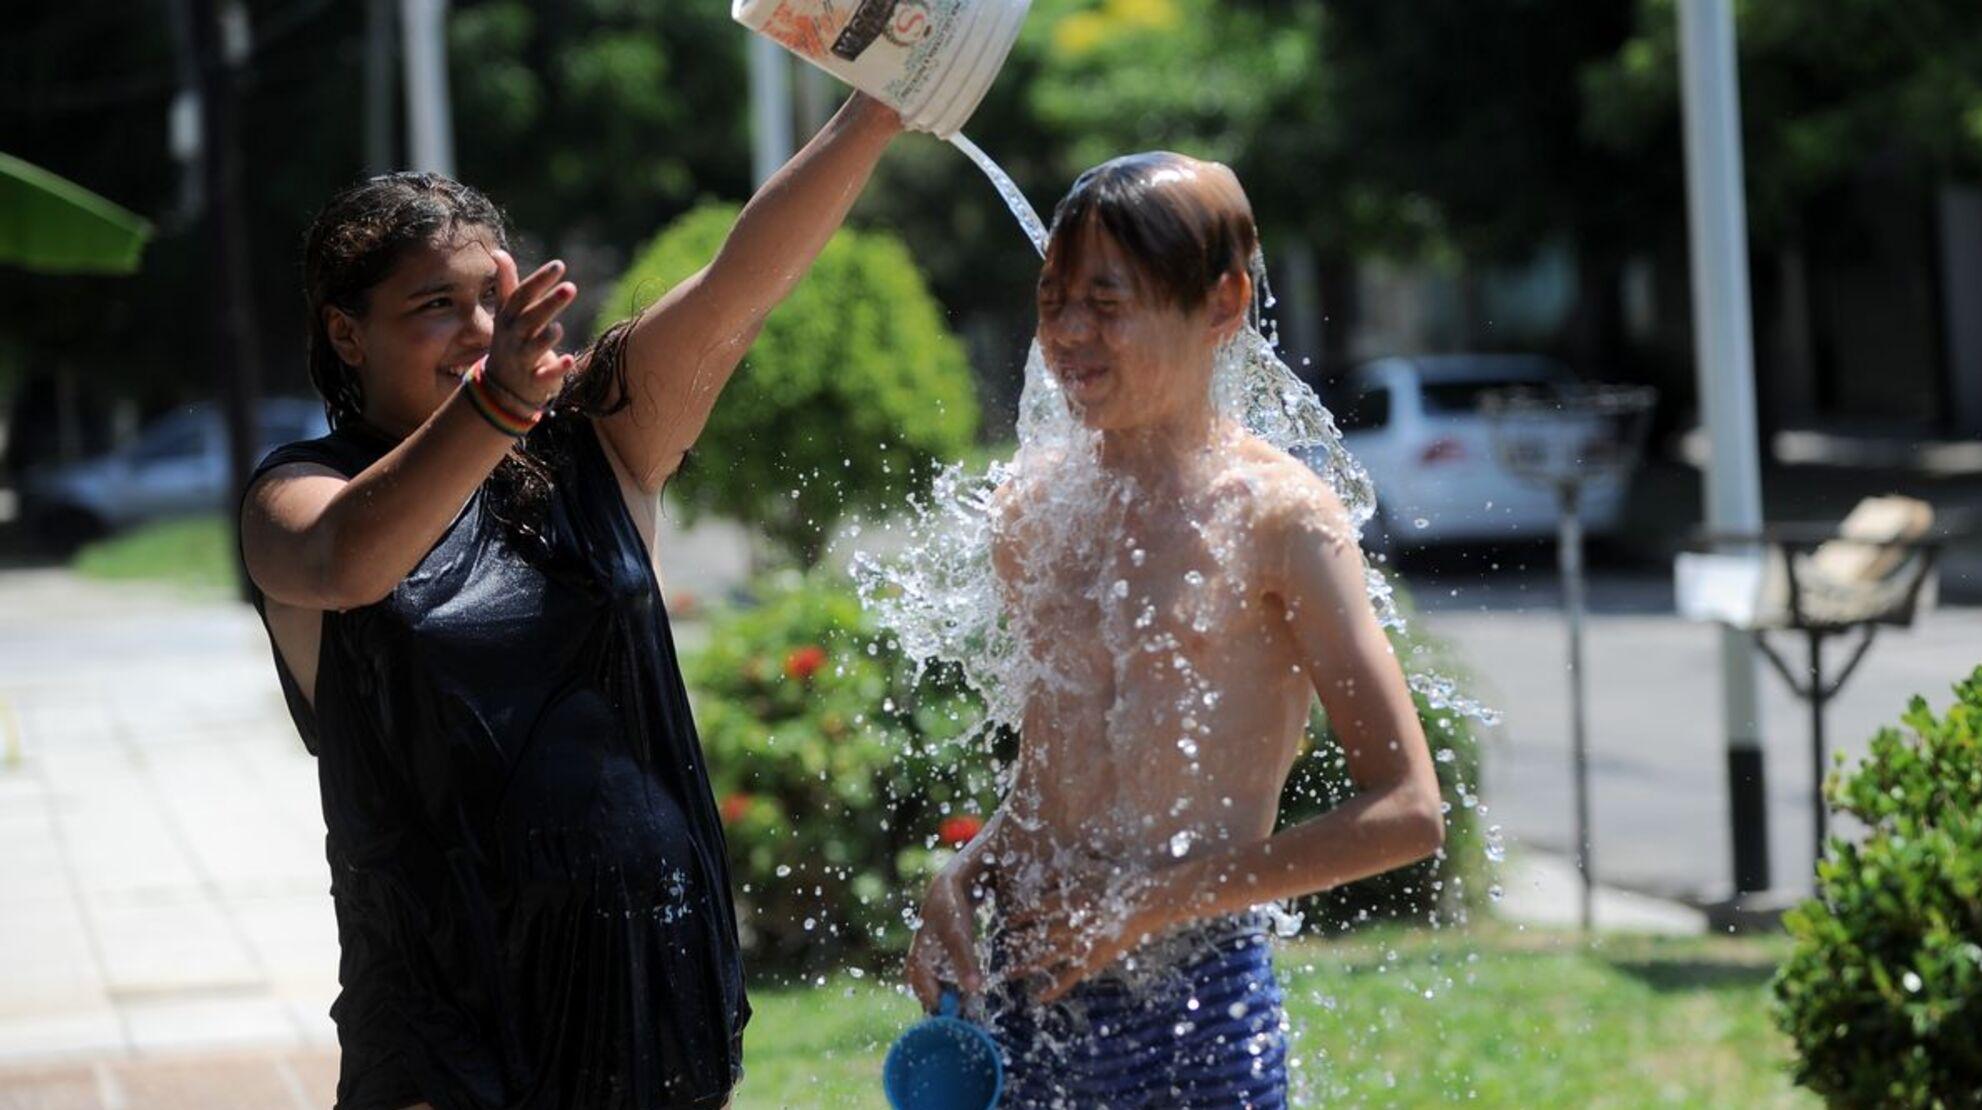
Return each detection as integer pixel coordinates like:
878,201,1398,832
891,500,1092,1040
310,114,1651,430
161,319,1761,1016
19,398,329,548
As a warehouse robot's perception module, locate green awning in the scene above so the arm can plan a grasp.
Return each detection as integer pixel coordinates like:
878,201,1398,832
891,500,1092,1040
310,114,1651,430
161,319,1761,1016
0,152,153,276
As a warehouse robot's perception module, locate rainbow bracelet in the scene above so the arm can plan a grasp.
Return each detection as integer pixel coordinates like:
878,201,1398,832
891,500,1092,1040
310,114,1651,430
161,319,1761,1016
463,363,542,438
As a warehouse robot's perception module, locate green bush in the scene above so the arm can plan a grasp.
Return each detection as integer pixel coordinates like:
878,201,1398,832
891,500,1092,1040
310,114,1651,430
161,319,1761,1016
691,576,1491,974
1772,666,1982,1106
689,573,1005,974
596,204,979,566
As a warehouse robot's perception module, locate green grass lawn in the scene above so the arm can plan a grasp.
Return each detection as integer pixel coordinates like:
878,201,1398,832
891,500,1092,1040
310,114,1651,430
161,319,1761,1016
71,513,235,595
733,924,1813,1109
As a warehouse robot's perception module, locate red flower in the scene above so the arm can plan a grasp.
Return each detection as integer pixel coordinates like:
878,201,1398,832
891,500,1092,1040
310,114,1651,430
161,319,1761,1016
938,814,983,847
783,645,828,683
720,793,753,824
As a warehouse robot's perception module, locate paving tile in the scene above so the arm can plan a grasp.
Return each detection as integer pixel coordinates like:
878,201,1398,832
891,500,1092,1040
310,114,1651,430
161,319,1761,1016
282,1050,341,1107
107,1054,301,1110
229,894,338,990
0,1010,125,1066
0,893,109,1017
85,898,260,996
120,993,298,1056
0,1061,103,1109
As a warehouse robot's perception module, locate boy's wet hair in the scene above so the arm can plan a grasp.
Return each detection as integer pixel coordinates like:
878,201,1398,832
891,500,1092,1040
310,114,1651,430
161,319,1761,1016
1042,152,1259,313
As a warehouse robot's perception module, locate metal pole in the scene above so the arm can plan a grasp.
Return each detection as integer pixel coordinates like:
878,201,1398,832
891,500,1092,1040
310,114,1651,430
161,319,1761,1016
1559,483,1595,931
366,0,397,173
187,0,262,601
1678,0,1772,897
399,0,455,177
1808,630,1827,863
749,35,794,188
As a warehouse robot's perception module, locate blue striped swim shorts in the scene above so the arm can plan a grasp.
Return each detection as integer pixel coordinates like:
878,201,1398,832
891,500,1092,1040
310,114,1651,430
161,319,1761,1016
985,914,1288,1109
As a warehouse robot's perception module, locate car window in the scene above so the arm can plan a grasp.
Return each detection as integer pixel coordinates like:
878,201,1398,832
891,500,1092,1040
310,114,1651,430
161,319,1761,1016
127,425,209,465
1333,386,1391,432
1420,380,1540,415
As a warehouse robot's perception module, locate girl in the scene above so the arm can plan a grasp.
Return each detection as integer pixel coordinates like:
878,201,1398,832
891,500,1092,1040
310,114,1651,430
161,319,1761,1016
241,94,902,1109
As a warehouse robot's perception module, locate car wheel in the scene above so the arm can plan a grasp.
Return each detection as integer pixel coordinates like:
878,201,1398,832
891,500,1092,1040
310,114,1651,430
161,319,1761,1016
26,504,108,556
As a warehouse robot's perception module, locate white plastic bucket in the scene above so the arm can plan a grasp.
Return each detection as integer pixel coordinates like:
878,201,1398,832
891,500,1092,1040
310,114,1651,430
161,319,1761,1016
733,0,1029,138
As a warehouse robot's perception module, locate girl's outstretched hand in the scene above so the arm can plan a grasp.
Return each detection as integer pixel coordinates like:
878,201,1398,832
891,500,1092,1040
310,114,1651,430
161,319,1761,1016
488,249,578,407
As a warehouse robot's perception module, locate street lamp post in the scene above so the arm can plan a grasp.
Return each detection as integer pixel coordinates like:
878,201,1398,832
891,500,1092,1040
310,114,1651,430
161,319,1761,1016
400,0,456,177
1677,0,1773,900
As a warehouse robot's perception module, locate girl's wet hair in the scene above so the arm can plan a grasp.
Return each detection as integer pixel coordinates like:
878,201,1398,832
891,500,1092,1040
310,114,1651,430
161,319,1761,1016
1042,152,1259,313
300,172,633,542
303,172,510,429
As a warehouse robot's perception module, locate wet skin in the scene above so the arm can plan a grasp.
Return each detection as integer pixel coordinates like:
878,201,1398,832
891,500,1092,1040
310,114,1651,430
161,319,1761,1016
906,159,1446,1009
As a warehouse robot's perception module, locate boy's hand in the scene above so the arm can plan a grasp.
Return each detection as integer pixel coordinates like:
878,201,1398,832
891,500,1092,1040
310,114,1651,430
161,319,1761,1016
1004,874,1170,1004
488,249,577,407
905,872,983,1011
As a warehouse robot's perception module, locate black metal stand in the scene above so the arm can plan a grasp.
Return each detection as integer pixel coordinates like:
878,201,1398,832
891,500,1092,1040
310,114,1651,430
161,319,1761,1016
1690,526,1942,877
1752,624,1878,865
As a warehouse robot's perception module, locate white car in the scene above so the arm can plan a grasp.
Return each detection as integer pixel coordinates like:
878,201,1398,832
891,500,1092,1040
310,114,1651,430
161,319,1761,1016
1307,355,1631,549
21,398,329,545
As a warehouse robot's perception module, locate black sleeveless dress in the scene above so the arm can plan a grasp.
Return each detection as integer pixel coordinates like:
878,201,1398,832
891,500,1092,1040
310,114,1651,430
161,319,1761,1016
244,416,748,1109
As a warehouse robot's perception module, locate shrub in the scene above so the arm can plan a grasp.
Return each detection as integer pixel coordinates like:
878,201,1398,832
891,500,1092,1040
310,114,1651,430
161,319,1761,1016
595,204,979,566
688,573,1005,974
692,576,1492,974
1772,666,1982,1106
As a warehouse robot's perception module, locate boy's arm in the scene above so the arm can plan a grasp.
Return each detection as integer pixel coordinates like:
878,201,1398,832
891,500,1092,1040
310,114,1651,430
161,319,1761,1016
1148,482,1446,920
593,94,903,494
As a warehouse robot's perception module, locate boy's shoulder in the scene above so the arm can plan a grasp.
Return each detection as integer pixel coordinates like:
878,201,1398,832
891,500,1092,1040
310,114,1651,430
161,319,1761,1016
1218,434,1355,538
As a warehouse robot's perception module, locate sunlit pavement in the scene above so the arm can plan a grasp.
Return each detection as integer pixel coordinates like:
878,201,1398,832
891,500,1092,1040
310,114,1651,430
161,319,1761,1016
0,569,339,1103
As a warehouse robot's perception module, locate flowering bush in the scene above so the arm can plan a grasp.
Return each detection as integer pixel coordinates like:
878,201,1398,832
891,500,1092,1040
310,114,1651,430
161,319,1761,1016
689,574,1005,974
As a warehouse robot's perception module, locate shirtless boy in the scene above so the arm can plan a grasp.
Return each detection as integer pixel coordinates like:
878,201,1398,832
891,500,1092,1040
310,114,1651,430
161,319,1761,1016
902,153,1447,1108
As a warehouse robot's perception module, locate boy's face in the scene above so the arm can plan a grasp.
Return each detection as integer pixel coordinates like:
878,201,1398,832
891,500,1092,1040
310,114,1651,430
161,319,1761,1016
1035,223,1243,433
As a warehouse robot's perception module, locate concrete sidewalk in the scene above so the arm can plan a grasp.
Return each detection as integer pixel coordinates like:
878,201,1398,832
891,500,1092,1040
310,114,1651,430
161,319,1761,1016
0,571,339,1099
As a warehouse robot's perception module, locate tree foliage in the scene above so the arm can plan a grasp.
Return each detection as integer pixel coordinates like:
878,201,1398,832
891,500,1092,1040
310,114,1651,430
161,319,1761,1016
1585,0,1982,245
596,204,978,566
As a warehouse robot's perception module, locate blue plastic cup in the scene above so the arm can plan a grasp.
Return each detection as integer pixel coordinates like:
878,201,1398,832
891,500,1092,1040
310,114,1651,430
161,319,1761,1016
883,989,1005,1110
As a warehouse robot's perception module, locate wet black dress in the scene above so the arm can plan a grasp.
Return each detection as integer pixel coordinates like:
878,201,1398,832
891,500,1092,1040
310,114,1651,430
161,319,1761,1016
244,416,748,1109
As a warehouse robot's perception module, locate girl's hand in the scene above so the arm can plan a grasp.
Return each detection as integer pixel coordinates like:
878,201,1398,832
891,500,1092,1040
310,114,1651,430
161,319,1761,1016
488,249,577,408
904,871,984,1012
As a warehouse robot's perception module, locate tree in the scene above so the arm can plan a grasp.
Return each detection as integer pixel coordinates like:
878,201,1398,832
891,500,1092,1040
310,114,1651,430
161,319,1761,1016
448,0,750,258
1585,0,1982,244
596,204,978,567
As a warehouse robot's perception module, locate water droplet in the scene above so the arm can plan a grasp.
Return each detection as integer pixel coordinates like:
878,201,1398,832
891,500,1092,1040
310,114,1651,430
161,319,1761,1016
1131,548,1147,567
1413,517,1430,530
1111,579,1129,599
1177,737,1199,758
1902,971,1923,993
1169,830,1195,857
1184,570,1206,588
775,864,792,877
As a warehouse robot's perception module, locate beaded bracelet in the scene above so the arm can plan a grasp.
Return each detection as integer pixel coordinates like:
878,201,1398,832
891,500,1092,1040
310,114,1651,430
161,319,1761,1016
463,363,542,438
